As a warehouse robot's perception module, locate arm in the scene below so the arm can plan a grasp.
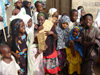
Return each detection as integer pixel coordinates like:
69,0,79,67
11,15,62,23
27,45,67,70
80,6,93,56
0,16,3,21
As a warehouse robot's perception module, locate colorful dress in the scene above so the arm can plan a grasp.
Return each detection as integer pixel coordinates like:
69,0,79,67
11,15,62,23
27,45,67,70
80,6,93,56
43,26,60,74
16,34,27,75
66,47,82,75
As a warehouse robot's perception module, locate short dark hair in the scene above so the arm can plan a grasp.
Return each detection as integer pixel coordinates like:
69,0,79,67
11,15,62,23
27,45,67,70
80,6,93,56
77,6,83,10
84,13,93,20
35,1,43,8
70,9,78,16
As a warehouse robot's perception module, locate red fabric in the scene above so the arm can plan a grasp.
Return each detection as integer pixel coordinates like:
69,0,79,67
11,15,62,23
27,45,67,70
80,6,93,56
44,67,61,74
43,49,58,59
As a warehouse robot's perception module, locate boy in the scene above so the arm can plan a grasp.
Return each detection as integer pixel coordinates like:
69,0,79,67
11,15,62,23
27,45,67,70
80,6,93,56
81,13,100,75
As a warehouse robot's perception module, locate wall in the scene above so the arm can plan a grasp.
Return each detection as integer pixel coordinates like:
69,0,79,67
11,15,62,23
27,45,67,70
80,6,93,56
72,0,100,19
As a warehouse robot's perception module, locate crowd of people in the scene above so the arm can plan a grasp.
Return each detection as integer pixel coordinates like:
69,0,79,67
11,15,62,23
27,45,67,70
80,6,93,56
0,0,100,75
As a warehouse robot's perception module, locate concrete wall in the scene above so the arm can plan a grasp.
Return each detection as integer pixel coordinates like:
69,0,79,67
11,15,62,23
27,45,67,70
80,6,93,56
72,0,100,19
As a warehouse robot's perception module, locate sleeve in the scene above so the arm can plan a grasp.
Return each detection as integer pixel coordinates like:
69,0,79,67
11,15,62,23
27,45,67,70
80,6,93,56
11,55,20,71
95,28,100,53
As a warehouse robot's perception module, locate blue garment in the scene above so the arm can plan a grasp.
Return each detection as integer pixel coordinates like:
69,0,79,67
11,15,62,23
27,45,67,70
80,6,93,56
69,26,83,57
0,0,7,27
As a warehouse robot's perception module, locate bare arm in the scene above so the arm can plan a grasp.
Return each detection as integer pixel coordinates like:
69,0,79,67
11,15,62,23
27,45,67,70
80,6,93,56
0,16,3,21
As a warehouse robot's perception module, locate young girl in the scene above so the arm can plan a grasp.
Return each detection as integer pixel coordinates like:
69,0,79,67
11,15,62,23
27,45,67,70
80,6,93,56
0,44,21,75
69,26,83,57
81,13,100,75
10,19,27,75
56,15,70,69
40,11,60,74
66,40,82,75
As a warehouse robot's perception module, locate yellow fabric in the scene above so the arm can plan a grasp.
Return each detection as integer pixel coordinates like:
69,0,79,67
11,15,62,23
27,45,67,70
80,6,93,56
66,47,82,74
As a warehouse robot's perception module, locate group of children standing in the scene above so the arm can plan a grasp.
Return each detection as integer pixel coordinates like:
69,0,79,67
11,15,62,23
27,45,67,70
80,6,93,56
0,0,100,75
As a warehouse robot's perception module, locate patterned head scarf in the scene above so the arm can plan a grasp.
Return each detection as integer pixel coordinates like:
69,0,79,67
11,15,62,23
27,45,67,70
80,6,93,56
69,26,83,57
60,15,70,25
56,15,70,50
49,8,57,18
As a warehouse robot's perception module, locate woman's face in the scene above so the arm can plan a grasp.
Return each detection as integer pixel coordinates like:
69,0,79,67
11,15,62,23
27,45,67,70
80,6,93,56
72,28,79,37
37,16,45,26
61,22,68,29
19,21,25,34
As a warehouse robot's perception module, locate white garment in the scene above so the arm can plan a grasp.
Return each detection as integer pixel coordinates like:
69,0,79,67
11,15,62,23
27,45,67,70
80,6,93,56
33,11,38,24
69,21,74,32
0,4,7,30
0,55,20,75
49,8,57,18
27,44,44,75
94,9,100,28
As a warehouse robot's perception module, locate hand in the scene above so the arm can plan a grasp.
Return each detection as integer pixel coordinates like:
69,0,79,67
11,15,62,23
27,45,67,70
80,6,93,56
38,26,43,32
45,31,53,36
18,70,23,75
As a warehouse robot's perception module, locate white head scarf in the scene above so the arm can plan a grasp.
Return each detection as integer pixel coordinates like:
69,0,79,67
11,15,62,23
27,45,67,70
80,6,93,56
94,9,100,28
49,8,57,18
21,14,31,27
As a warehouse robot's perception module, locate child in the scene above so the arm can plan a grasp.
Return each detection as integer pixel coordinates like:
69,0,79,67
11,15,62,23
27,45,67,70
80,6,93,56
66,40,82,75
10,19,27,75
81,13,100,75
33,1,48,25
56,15,70,68
69,9,79,32
69,26,83,57
0,44,21,75
23,1,32,16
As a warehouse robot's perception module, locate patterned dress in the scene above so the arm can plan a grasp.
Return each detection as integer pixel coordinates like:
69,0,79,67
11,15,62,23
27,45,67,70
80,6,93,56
16,34,27,75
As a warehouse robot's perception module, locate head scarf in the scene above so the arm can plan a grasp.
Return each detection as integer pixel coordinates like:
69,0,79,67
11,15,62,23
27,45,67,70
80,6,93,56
23,1,31,16
56,15,70,50
49,8,57,18
69,26,83,57
60,15,70,25
22,14,31,27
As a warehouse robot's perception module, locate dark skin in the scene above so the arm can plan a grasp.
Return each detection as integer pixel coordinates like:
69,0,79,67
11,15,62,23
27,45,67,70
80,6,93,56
35,15,57,59
52,11,59,19
36,3,43,12
12,8,20,15
72,28,80,37
15,0,23,9
84,16,96,46
71,11,78,22
68,40,76,57
0,45,22,75
0,16,3,21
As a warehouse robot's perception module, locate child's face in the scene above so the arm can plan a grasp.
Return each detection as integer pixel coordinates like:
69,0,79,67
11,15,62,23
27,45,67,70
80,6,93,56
28,19,32,28
53,11,59,19
72,28,79,37
37,3,43,12
16,0,22,8
1,46,11,59
28,2,31,8
38,16,45,26
71,12,78,22
19,21,25,34
61,22,68,29
84,16,93,28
